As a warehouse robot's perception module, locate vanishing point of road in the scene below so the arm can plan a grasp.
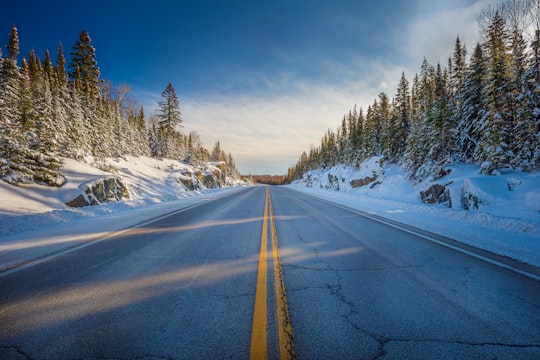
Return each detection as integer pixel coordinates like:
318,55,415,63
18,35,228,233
0,186,539,359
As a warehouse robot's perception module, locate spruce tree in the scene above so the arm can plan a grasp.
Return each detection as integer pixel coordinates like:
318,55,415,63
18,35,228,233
157,82,182,132
156,82,182,158
456,43,487,163
211,140,223,162
69,29,101,98
55,43,67,88
481,11,513,173
391,72,411,162
0,26,25,183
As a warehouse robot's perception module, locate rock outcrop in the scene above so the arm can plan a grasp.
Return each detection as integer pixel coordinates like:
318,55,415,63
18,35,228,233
462,191,479,210
350,175,377,188
66,177,129,207
326,174,340,191
177,162,227,190
420,183,452,208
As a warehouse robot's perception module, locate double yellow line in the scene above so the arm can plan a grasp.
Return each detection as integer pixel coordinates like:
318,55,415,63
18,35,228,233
250,188,295,360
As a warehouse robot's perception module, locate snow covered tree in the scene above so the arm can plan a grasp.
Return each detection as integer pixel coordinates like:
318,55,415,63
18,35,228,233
155,82,182,158
346,107,358,164
211,140,224,162
388,72,411,162
157,82,182,133
508,24,533,169
430,63,454,163
0,26,24,182
450,36,467,99
456,43,488,163
147,115,161,157
404,59,435,176
479,11,514,173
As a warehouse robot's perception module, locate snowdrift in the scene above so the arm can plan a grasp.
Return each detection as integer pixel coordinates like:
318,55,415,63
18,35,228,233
0,155,246,236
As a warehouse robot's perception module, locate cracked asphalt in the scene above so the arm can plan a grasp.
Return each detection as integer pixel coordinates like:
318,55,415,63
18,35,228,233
270,187,540,360
0,186,539,359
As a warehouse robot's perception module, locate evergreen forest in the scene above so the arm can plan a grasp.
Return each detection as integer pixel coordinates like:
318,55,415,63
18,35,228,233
0,28,239,187
287,3,540,183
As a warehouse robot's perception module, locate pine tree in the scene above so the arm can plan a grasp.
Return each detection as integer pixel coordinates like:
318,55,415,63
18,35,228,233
338,116,348,163
30,58,64,186
157,82,182,132
135,106,150,156
0,26,26,183
456,43,488,163
512,26,540,170
211,140,223,162
389,72,411,161
363,103,377,158
429,63,453,163
480,11,514,173
148,116,161,157
1,26,20,123
52,42,74,156
156,82,182,158
404,59,435,176
55,43,67,88
450,36,467,98
69,29,101,98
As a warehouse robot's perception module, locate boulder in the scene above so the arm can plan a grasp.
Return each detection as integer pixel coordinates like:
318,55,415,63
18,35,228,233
462,191,479,210
65,194,89,208
420,183,452,208
326,174,340,191
350,175,377,188
301,173,314,187
202,174,221,188
178,171,201,191
66,177,129,207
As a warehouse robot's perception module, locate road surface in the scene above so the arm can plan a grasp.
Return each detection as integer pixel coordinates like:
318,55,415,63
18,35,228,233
0,186,539,359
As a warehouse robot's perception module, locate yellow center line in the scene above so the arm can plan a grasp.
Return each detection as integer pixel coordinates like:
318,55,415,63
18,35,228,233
250,188,269,359
250,188,295,360
269,192,296,360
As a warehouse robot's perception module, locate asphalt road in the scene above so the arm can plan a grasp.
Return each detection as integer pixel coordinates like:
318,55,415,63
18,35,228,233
0,186,539,359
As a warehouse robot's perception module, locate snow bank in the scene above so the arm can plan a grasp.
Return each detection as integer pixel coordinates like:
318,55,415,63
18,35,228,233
0,156,246,236
291,158,540,267
0,155,248,271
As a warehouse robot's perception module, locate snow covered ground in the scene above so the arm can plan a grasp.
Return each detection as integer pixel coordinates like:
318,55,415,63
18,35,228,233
289,157,540,268
1,155,539,273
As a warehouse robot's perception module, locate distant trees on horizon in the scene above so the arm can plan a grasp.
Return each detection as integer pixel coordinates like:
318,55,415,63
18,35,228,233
287,0,540,183
0,27,239,186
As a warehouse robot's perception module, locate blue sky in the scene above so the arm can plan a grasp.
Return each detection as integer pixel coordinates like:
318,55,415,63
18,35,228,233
1,0,491,174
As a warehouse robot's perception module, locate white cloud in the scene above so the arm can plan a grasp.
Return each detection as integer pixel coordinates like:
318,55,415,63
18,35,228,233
403,0,488,66
180,58,406,175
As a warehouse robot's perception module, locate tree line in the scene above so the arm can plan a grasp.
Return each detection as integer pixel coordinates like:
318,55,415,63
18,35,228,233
0,27,239,186
287,0,540,183
251,175,288,185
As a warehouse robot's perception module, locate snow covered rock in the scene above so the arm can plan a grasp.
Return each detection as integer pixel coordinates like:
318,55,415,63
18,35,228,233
420,183,452,207
460,178,491,211
462,191,480,210
300,173,315,188
66,177,129,207
326,174,340,191
350,175,377,188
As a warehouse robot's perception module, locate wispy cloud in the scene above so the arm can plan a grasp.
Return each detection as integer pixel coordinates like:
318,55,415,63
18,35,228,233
403,0,486,65
182,59,404,174
138,1,487,175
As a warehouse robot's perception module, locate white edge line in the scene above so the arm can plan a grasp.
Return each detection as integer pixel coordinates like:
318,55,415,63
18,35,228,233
308,193,540,282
